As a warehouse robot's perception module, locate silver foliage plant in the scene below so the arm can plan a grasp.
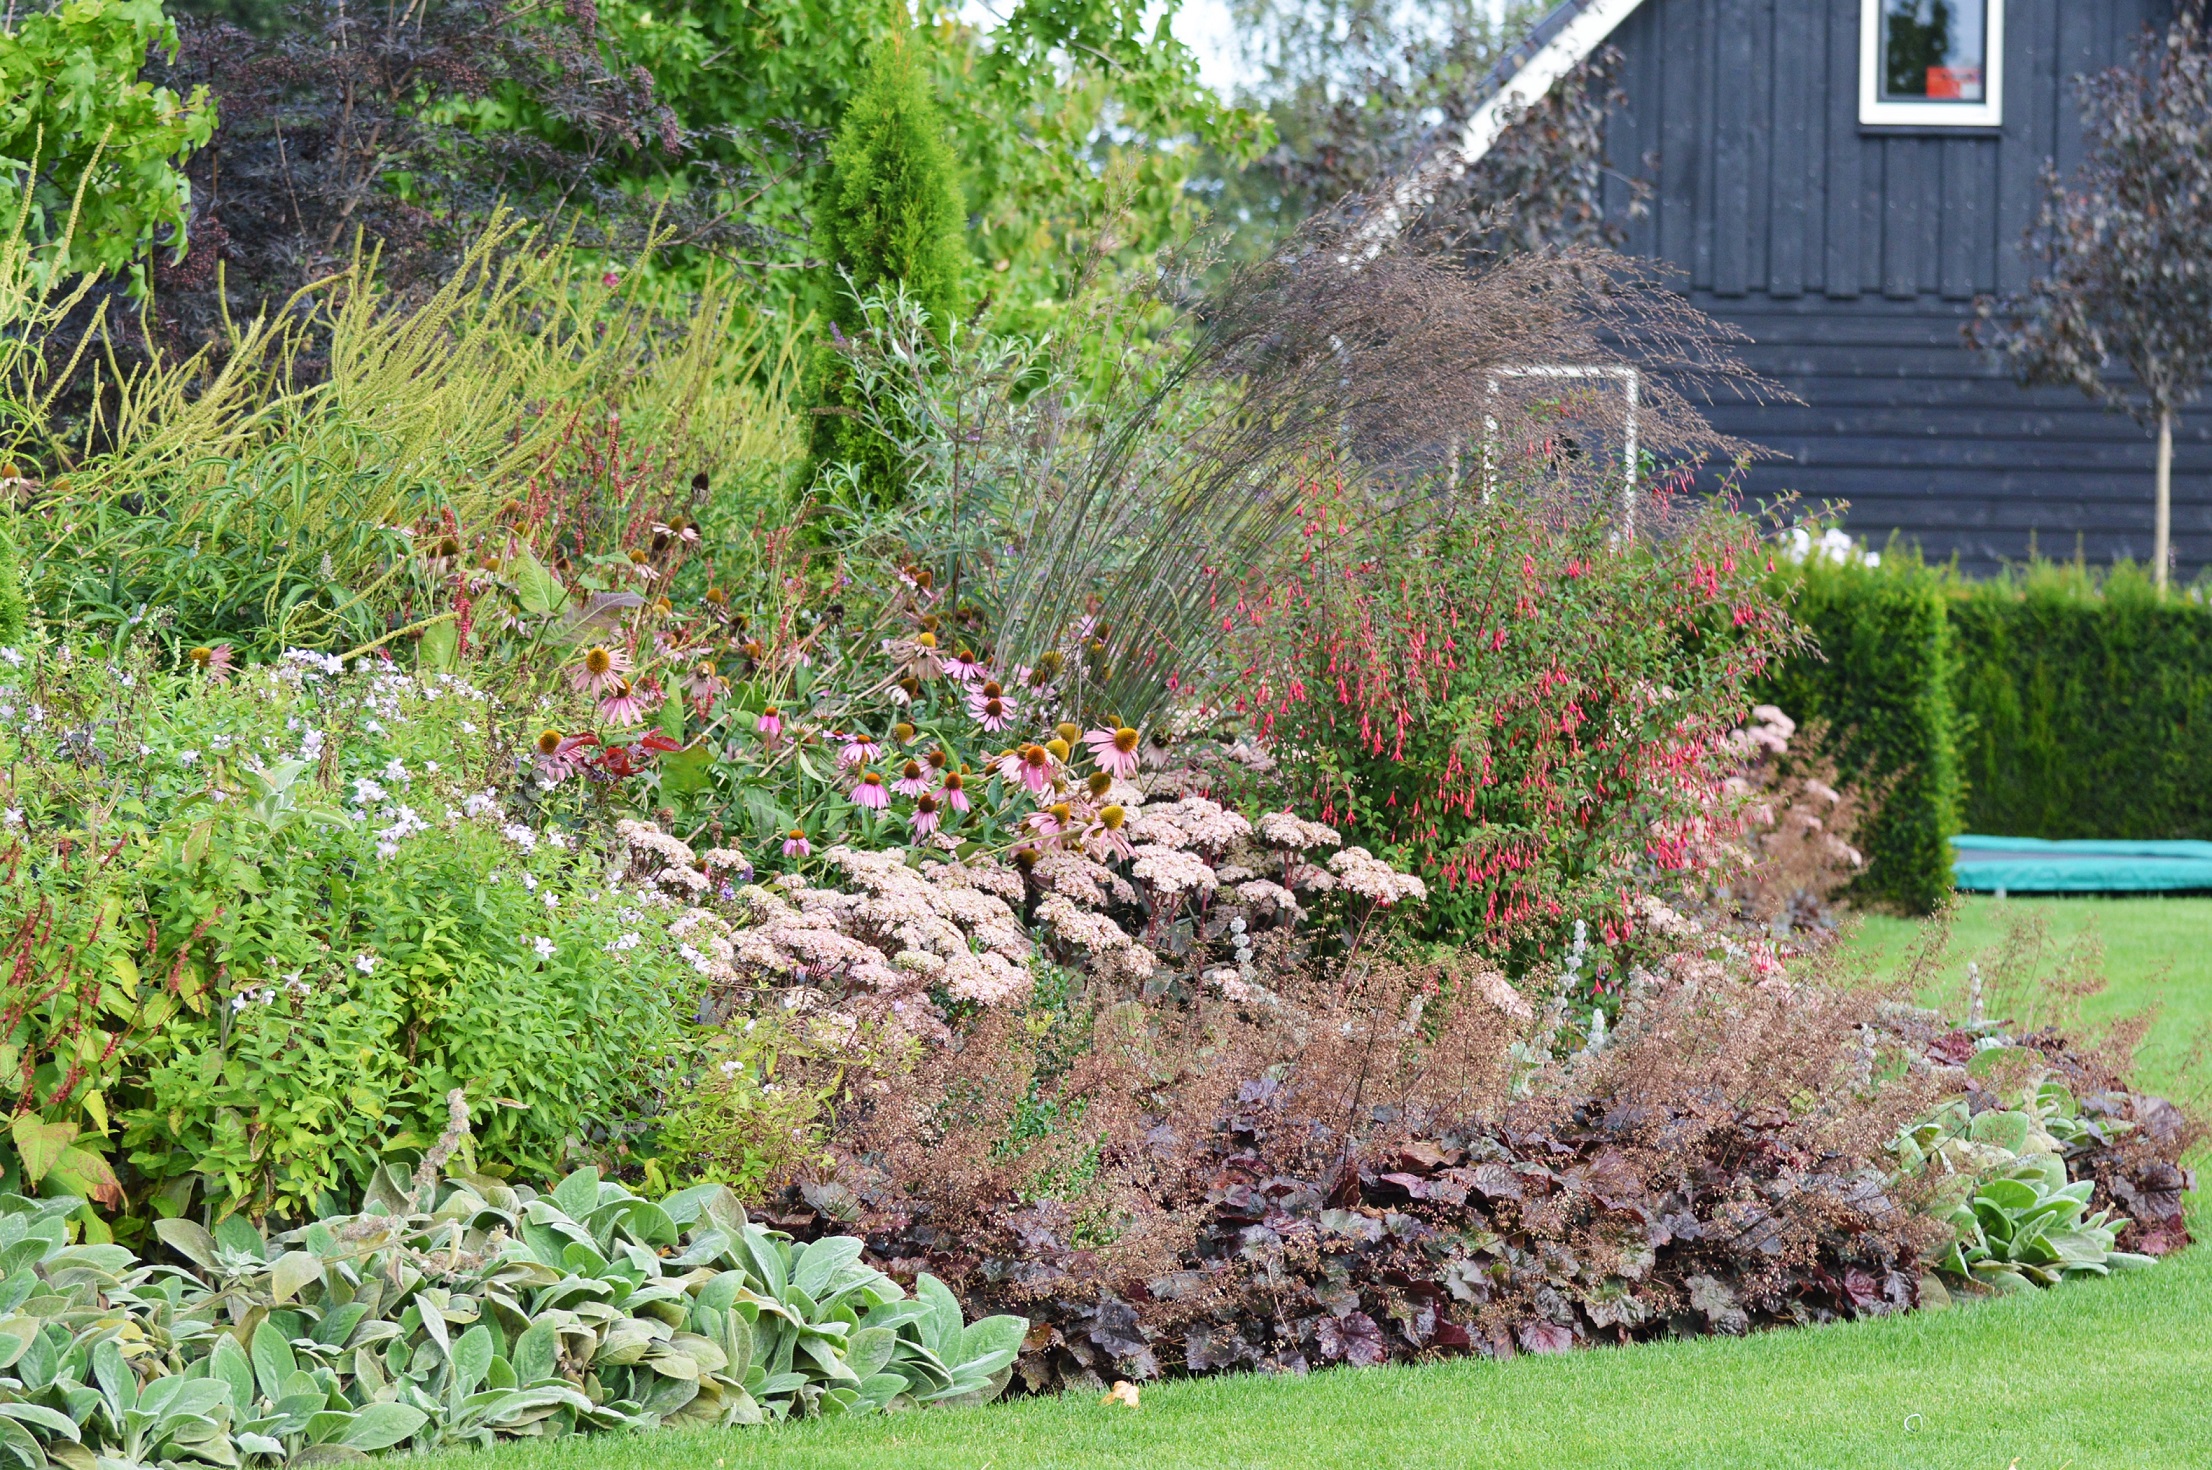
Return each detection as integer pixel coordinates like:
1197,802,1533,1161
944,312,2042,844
0,1158,1023,1467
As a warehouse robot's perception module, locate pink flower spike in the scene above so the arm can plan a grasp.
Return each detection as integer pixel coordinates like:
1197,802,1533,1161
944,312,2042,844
783,829,812,858
909,793,942,837
940,772,971,813
852,770,891,811
571,644,634,695
1086,726,1143,780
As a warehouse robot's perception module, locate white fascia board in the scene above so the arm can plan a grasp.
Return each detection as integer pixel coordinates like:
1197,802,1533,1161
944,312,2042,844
1453,0,1651,169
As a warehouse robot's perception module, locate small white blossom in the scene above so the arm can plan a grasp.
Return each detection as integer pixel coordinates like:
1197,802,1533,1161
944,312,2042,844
354,953,378,974
541,892,559,910
178,749,201,766
532,936,557,960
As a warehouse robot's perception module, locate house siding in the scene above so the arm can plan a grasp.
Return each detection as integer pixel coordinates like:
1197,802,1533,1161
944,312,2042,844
1596,0,2212,573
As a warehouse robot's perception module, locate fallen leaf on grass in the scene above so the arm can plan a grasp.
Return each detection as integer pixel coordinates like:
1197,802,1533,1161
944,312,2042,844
1102,1381,1141,1408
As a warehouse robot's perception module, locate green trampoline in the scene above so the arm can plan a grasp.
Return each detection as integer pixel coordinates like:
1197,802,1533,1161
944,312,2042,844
1953,835,2212,894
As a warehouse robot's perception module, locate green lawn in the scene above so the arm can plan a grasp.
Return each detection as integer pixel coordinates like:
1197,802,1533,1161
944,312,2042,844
415,897,2210,1470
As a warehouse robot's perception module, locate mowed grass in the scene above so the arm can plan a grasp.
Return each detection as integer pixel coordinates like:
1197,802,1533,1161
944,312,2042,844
415,896,2210,1470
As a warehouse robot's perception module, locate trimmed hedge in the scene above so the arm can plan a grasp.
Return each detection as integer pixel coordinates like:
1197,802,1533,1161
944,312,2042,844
1951,564,2212,840
1759,557,1963,915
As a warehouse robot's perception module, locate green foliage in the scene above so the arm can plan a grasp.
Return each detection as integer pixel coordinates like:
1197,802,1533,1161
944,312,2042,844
1897,1082,2157,1296
1759,555,1962,914
0,526,24,644
1,643,691,1226
806,30,969,509
0,1164,1025,1466
0,0,216,287
1949,563,2212,840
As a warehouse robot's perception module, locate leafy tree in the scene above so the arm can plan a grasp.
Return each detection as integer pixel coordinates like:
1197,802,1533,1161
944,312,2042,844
0,0,216,289
1972,15,2212,592
806,28,967,508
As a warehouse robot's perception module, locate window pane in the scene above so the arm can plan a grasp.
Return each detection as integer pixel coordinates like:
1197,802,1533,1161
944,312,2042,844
1881,0,1987,102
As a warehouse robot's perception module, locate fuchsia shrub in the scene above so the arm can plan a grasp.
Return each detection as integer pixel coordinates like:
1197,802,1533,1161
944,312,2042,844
1228,479,1800,978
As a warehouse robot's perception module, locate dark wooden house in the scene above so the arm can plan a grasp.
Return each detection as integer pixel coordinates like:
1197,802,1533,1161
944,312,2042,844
1460,0,2211,574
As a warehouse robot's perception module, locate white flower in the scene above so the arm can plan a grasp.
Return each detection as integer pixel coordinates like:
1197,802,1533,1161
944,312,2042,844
383,758,409,783
0,648,20,668
210,733,233,751
354,953,378,974
424,761,440,774
352,777,387,804
364,719,385,735
461,720,479,735
463,791,497,818
1,809,21,828
500,823,538,853
178,750,201,766
532,936,557,959
544,830,568,850
542,892,559,910
521,872,538,892
137,743,152,757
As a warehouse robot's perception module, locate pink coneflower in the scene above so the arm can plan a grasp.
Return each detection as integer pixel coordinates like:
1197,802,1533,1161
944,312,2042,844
1084,804,1134,861
890,631,944,680
939,770,971,813
571,645,633,695
946,647,989,685
598,677,656,728
909,792,942,838
783,828,812,858
757,705,783,742
839,732,881,767
852,770,890,811
1026,802,1076,840
534,728,599,782
1086,725,1143,780
684,659,723,711
892,760,931,797
971,694,1016,733
1000,743,1053,796
187,644,235,684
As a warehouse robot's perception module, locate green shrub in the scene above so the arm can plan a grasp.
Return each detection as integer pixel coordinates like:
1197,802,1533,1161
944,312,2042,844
0,524,24,643
1950,562,2212,839
806,28,968,509
1758,555,1962,914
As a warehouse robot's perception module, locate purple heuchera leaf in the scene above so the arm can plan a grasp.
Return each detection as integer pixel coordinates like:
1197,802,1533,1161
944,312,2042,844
1517,1320,1575,1355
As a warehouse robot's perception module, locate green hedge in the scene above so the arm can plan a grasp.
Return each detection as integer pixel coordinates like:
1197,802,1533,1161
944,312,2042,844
1759,557,1963,915
1951,564,2212,840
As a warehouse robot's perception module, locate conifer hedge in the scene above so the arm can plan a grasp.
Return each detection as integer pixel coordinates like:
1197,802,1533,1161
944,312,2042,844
1759,557,1963,914
1950,565,2212,840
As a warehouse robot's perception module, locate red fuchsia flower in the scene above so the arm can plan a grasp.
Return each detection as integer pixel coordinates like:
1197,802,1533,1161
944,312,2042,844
852,770,891,811
1086,725,1143,780
597,677,657,728
571,644,633,696
946,647,989,685
783,828,812,858
892,760,931,797
1084,803,1134,861
838,732,881,767
909,792,942,838
939,770,971,813
757,705,783,742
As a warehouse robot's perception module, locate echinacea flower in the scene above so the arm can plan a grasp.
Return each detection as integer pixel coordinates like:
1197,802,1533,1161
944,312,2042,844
893,721,916,745
685,659,723,708
571,644,634,695
186,644,236,683
852,770,891,811
598,677,657,728
757,705,783,742
1087,725,1143,780
892,760,931,797
839,732,881,767
947,647,988,684
910,792,942,837
1026,801,1076,840
1085,803,1135,861
972,694,1016,733
940,770,971,813
783,829,812,858
534,728,599,782
1005,743,1054,796
891,631,943,680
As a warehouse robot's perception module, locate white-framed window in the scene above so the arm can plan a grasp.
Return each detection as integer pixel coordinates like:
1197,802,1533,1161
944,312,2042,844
1860,0,2004,127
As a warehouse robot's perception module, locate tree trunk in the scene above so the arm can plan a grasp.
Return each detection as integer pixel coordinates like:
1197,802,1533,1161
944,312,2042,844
2155,407,2173,594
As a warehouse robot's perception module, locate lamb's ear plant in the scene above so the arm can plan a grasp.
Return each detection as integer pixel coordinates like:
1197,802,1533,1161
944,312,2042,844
0,1150,1025,1467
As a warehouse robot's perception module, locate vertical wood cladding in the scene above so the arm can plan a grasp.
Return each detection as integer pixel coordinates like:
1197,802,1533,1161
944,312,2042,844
1592,0,2208,572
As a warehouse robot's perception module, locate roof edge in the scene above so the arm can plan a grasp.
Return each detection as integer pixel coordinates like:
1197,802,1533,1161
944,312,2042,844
1452,0,1650,168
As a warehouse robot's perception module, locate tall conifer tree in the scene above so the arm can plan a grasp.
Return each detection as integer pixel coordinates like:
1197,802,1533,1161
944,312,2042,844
806,24,967,509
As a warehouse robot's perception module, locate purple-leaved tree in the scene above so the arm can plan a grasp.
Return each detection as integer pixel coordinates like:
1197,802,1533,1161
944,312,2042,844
1970,12,2212,590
